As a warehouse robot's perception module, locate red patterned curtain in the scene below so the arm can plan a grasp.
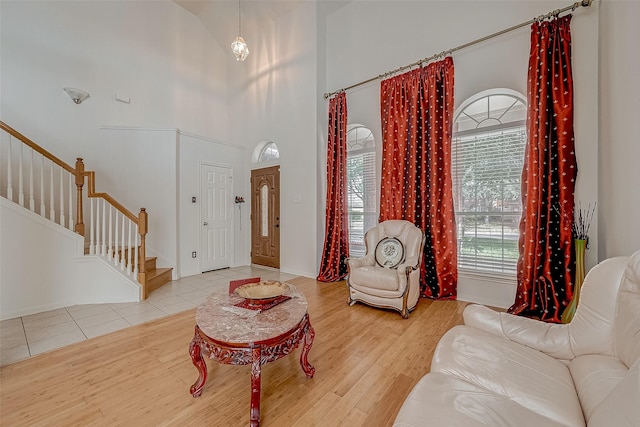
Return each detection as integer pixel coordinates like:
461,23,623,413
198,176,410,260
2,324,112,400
318,92,349,282
379,57,457,299
508,15,577,322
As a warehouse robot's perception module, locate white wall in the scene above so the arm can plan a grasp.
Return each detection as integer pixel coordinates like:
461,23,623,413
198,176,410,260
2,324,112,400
0,199,140,320
324,1,599,307
598,0,640,259
178,132,249,277
1,1,229,153
1,1,236,279
0,199,81,318
227,2,320,278
94,127,178,274
80,126,250,279
2,0,637,311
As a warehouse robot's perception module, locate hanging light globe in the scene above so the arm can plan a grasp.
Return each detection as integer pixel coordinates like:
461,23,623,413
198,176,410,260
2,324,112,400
231,36,249,61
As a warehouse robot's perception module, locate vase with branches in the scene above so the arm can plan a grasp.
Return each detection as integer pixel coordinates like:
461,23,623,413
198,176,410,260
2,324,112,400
561,202,596,324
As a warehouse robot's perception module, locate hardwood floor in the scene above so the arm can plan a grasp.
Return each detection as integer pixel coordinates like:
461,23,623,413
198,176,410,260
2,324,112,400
0,277,467,426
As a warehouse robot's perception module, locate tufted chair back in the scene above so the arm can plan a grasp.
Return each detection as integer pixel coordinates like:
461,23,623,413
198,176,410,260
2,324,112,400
363,220,425,266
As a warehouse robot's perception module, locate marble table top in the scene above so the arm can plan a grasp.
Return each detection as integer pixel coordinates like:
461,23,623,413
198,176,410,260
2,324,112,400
195,283,308,345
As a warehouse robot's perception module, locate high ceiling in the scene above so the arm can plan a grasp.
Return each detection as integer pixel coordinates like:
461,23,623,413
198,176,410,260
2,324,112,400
173,1,349,50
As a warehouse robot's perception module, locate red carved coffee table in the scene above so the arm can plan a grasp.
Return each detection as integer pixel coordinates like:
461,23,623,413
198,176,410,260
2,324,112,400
189,284,315,427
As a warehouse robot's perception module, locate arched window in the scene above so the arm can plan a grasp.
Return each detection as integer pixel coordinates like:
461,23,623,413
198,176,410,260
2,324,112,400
258,142,279,163
452,89,527,274
346,125,377,258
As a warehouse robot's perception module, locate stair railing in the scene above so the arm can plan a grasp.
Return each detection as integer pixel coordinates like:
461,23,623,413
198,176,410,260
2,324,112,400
1,121,149,297
1,122,77,230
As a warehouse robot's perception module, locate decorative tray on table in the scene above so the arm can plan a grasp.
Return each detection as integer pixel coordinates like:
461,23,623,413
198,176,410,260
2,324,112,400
235,280,290,305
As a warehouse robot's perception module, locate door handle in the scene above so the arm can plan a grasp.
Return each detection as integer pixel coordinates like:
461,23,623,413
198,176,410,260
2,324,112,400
274,224,279,228
203,222,208,226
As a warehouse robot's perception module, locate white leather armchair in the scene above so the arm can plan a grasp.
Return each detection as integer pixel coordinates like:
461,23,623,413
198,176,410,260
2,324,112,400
347,220,425,318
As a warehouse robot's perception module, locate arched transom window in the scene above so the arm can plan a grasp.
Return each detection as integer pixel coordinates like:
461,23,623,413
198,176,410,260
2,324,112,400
258,142,279,163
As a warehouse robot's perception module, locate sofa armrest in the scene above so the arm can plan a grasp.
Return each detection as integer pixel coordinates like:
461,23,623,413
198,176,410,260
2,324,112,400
464,304,575,360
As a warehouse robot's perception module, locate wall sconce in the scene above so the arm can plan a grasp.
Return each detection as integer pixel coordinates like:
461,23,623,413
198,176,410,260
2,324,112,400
231,0,249,61
63,87,90,104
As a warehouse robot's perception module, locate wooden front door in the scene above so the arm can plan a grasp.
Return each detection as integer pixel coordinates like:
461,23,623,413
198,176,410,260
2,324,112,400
251,166,280,268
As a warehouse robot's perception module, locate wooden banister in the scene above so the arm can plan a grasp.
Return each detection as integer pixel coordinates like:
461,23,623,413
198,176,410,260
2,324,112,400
83,171,138,222
2,120,153,297
1,121,75,174
1,121,143,233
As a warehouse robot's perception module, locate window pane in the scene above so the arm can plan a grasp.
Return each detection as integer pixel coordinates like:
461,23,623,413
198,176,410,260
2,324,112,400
259,142,279,163
452,91,526,274
261,184,269,237
457,213,520,273
346,126,376,258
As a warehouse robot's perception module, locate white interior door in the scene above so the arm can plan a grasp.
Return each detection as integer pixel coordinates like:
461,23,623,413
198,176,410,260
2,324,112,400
200,164,233,272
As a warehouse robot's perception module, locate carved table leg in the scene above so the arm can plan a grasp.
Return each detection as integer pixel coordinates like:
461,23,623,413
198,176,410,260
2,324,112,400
300,315,315,378
250,346,262,427
189,327,208,397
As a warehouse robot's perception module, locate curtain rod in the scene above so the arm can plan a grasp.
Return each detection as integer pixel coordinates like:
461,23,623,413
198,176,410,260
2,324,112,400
324,0,593,99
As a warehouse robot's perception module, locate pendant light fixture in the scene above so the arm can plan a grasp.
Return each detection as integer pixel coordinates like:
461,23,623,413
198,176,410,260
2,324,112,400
231,0,249,61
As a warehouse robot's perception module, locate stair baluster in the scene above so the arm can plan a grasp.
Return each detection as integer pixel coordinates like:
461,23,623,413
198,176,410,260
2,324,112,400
127,220,133,276
68,177,73,230
29,150,35,211
59,170,65,227
90,198,95,255
1,121,169,299
114,209,119,265
107,205,113,262
40,155,46,216
101,198,107,256
7,136,13,200
18,143,24,206
49,160,54,222
134,225,140,276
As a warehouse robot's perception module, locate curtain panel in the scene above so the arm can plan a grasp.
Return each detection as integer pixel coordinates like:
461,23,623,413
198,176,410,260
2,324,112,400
509,15,577,322
379,57,457,299
318,92,350,282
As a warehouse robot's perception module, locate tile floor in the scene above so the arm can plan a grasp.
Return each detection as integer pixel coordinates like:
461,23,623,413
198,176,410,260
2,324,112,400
0,265,298,367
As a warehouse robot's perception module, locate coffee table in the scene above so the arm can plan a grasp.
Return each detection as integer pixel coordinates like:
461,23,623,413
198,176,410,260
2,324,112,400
189,283,315,427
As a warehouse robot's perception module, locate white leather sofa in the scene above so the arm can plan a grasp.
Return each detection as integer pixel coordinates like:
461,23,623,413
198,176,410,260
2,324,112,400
394,250,640,427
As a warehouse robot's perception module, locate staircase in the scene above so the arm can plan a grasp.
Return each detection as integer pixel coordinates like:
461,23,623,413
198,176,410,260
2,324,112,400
1,121,172,299
90,245,173,297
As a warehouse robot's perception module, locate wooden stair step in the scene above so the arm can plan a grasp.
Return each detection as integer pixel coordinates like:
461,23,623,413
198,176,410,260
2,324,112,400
145,267,173,295
81,245,171,299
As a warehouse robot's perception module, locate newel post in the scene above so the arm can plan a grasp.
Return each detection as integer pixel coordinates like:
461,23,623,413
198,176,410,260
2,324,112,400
74,158,85,235
138,208,148,297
